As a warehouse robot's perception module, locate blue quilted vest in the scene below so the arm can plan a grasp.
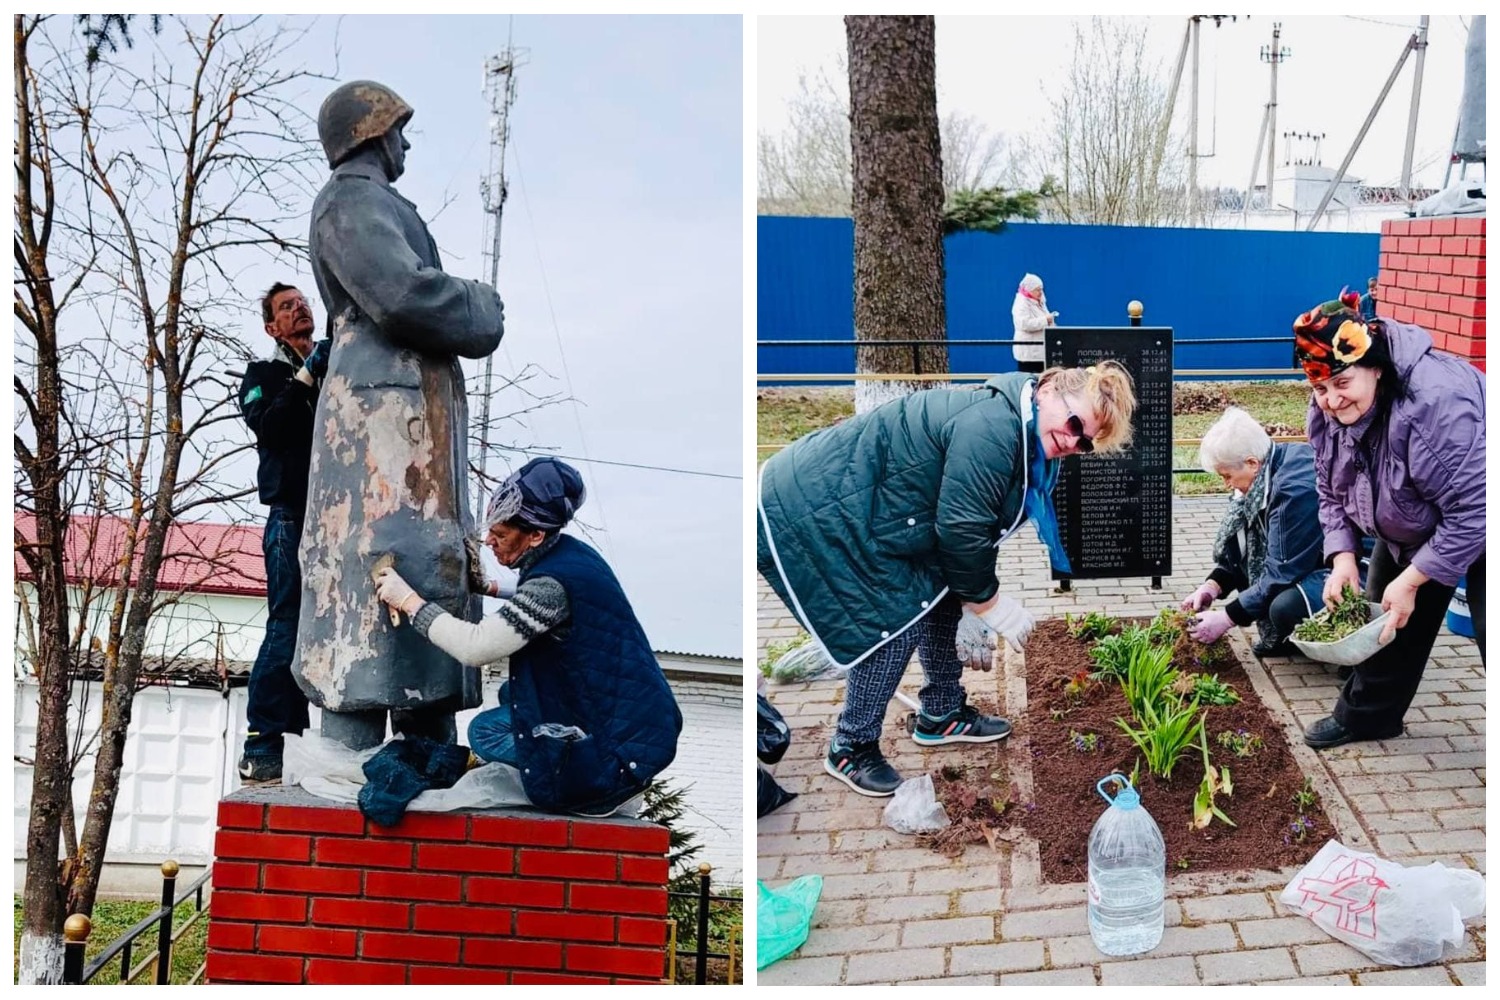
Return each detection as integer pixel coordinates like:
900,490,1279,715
508,535,683,814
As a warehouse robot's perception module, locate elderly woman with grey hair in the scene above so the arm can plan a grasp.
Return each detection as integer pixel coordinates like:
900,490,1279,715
1183,407,1331,656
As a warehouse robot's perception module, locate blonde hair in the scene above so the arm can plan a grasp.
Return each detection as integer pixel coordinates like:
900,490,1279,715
1198,406,1271,473
1037,360,1136,453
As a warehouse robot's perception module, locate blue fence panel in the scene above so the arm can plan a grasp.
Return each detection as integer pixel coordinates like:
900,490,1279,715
758,216,1382,380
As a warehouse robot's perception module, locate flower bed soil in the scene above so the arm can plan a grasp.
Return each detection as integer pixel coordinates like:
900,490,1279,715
1019,619,1331,884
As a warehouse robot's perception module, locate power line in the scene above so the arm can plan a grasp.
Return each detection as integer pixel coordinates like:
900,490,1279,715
1340,15,1422,30
493,445,739,481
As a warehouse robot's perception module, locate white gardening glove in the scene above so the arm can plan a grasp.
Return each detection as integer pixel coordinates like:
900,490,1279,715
978,595,1035,653
955,608,999,671
373,566,425,618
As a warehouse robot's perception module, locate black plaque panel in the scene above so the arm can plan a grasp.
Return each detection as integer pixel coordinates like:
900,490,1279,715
1045,327,1173,580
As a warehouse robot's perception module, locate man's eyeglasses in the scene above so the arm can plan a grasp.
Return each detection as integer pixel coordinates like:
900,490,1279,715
1066,412,1094,454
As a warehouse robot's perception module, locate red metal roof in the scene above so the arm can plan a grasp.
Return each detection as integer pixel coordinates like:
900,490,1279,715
14,513,267,598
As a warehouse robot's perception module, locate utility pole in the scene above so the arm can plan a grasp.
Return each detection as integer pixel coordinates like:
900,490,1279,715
1186,15,1241,226
1399,16,1430,205
1188,16,1200,224
1154,21,1192,197
1307,27,1420,231
1261,22,1290,210
476,33,525,517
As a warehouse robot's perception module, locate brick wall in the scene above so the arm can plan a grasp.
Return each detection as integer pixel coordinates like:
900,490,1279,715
206,787,671,985
1376,215,1486,372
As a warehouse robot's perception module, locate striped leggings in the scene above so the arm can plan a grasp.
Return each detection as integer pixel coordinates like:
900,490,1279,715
836,594,967,746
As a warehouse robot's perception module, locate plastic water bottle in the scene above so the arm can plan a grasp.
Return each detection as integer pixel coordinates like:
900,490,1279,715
1087,773,1166,956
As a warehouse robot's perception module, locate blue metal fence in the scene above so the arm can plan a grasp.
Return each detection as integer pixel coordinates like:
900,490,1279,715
757,216,1381,379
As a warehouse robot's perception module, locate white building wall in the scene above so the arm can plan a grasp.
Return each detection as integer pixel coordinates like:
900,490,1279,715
657,676,743,887
14,681,233,866
16,659,746,887
13,585,267,675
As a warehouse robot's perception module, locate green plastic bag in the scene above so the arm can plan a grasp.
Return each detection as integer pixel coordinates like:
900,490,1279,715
756,874,823,970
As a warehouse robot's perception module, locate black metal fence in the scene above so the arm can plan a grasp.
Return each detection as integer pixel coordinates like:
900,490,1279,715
666,863,743,985
62,860,212,985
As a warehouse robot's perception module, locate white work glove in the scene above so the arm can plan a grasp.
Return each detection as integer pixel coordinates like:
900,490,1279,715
1181,581,1220,613
979,595,1035,653
955,608,999,671
373,566,424,618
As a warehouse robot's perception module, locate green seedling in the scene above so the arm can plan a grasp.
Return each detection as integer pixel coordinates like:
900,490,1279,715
1292,778,1320,812
1293,584,1371,643
1088,625,1152,682
1067,610,1117,642
1119,643,1178,722
1191,673,1241,706
1117,696,1203,779
1068,729,1098,753
1147,607,1193,646
1216,728,1263,758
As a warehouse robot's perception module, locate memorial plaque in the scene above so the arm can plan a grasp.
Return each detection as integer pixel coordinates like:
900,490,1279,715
1045,327,1173,581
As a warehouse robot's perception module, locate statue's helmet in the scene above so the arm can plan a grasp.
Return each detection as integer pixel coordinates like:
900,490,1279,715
317,80,414,169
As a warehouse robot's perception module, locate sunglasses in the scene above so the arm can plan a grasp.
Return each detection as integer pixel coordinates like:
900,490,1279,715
1066,412,1095,454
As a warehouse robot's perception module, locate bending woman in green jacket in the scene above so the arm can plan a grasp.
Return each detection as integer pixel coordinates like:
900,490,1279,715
758,363,1136,796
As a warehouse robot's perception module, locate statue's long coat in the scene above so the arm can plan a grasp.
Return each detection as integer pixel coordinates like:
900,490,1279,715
296,157,505,713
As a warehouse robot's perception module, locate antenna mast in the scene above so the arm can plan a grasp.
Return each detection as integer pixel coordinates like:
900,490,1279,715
476,29,525,517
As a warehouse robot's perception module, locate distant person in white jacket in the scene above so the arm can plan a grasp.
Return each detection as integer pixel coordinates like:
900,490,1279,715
1011,273,1057,374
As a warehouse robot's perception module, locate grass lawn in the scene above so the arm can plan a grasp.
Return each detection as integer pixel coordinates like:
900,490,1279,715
758,381,1312,494
14,896,209,985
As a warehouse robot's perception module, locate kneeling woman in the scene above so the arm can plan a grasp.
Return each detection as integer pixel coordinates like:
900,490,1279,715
1184,407,1329,656
373,457,682,816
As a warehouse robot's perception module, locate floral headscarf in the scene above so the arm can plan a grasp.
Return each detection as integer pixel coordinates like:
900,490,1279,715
1292,289,1378,383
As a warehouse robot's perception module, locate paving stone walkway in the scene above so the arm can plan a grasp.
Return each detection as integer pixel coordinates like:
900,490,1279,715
757,495,1486,986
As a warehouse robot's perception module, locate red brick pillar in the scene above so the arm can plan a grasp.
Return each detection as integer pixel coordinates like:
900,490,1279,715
205,786,671,985
1377,215,1486,372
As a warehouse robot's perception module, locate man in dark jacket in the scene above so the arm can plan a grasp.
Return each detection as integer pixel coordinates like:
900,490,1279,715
237,283,330,782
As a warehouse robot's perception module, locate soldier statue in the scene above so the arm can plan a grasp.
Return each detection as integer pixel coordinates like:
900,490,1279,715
295,80,506,750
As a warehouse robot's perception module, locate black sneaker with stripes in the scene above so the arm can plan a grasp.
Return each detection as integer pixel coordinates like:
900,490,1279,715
912,702,1012,746
824,740,903,797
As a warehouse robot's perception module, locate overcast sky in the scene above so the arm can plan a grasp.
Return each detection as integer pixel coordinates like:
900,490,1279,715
759,14,1477,194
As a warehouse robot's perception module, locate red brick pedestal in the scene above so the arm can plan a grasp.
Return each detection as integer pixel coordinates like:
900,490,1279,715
1376,215,1486,372
205,785,671,985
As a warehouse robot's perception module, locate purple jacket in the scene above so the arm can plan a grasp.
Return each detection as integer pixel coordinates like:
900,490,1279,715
1307,320,1486,587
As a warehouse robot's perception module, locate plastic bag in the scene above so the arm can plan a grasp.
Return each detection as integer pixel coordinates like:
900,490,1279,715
765,639,847,685
282,732,555,815
757,767,798,818
757,875,822,970
1280,839,1486,966
882,774,951,834
757,694,792,764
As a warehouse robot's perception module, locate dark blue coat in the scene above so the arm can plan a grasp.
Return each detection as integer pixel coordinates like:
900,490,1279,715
1215,441,1327,625
508,535,682,814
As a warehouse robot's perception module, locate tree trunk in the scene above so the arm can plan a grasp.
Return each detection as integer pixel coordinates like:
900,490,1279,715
846,15,948,414
15,13,76,983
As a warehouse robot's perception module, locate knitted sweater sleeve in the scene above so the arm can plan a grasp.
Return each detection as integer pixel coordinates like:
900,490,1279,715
411,575,570,667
